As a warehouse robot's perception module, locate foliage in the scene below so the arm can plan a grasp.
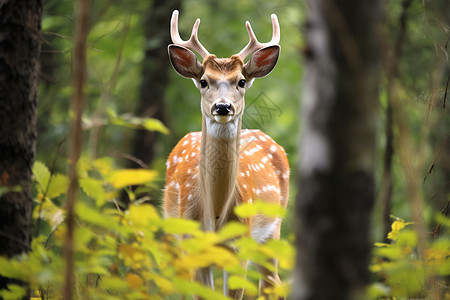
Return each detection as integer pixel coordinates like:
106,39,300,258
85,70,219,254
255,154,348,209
8,0,447,299
0,160,294,299
370,217,450,299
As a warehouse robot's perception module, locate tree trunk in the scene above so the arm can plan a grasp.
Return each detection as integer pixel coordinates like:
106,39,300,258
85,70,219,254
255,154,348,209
0,0,42,298
121,0,181,205
294,0,381,299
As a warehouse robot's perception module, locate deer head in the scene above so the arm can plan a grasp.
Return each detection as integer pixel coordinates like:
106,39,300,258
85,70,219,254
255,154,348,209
168,10,280,138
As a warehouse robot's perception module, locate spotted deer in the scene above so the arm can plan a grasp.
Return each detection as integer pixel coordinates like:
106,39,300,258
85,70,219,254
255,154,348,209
163,10,289,299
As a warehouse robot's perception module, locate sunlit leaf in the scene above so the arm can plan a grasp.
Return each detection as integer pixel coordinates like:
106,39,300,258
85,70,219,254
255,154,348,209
33,198,64,231
108,109,169,134
80,177,106,206
33,161,50,192
387,219,413,241
32,161,68,198
92,156,114,176
107,169,158,188
172,278,229,300
126,204,160,227
218,222,248,241
76,201,117,229
234,202,258,218
162,218,200,235
46,173,69,198
234,201,285,218
146,273,174,294
228,275,257,295
100,276,130,292
126,273,143,290
396,229,417,247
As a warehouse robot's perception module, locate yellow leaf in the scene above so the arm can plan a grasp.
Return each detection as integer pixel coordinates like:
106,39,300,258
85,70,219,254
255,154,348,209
119,244,136,259
126,273,143,290
218,222,248,241
108,169,158,188
387,219,413,241
93,156,114,175
228,275,257,295
234,202,258,218
147,273,174,294
126,204,160,227
162,218,201,235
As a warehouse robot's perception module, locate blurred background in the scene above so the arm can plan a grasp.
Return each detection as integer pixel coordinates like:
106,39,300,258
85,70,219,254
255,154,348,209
38,0,449,244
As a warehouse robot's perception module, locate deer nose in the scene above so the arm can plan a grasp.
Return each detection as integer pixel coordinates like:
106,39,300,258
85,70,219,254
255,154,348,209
215,103,231,116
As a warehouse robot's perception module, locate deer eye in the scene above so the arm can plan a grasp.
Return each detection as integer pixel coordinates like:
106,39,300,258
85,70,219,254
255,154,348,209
238,79,246,88
200,79,208,88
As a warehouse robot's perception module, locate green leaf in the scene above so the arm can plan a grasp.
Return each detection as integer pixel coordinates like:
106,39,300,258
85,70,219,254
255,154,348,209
108,109,169,134
162,218,200,235
100,276,130,292
0,256,29,282
218,222,248,241
76,202,117,230
46,173,69,198
396,229,417,247
80,177,105,206
33,161,50,192
228,275,258,295
172,278,230,300
0,284,27,299
32,161,68,198
234,202,258,218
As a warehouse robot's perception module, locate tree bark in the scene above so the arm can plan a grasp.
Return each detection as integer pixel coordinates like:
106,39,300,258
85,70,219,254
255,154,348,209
0,0,42,298
294,0,381,299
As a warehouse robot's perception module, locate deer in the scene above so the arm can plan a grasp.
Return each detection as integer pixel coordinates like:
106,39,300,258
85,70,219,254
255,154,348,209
163,10,289,300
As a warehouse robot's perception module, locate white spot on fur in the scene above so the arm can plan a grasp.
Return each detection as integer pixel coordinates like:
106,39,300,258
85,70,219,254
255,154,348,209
251,218,280,243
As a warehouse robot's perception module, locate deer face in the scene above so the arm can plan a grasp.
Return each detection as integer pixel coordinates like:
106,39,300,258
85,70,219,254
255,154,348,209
168,46,279,128
167,10,280,136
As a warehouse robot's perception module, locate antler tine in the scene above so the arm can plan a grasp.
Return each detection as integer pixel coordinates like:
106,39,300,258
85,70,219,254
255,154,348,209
237,13,280,60
170,10,210,59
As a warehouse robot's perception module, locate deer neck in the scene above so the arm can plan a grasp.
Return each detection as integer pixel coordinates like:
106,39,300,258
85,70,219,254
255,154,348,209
198,115,241,231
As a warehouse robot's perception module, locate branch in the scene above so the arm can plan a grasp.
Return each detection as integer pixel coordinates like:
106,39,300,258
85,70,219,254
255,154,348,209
63,0,90,299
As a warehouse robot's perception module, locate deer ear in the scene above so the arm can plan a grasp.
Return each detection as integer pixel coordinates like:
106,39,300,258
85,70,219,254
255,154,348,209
244,45,280,79
168,45,203,78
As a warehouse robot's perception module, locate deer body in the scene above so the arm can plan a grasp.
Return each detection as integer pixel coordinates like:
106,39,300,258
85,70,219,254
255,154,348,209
163,10,289,299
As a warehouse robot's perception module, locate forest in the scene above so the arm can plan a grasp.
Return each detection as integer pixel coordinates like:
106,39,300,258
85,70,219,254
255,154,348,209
0,0,448,299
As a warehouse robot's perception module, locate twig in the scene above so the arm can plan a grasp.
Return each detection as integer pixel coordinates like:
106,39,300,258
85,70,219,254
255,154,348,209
63,0,90,299
424,134,449,182
443,73,449,109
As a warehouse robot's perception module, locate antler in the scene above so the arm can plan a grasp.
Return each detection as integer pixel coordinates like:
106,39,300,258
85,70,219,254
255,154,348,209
237,14,280,61
170,10,210,59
